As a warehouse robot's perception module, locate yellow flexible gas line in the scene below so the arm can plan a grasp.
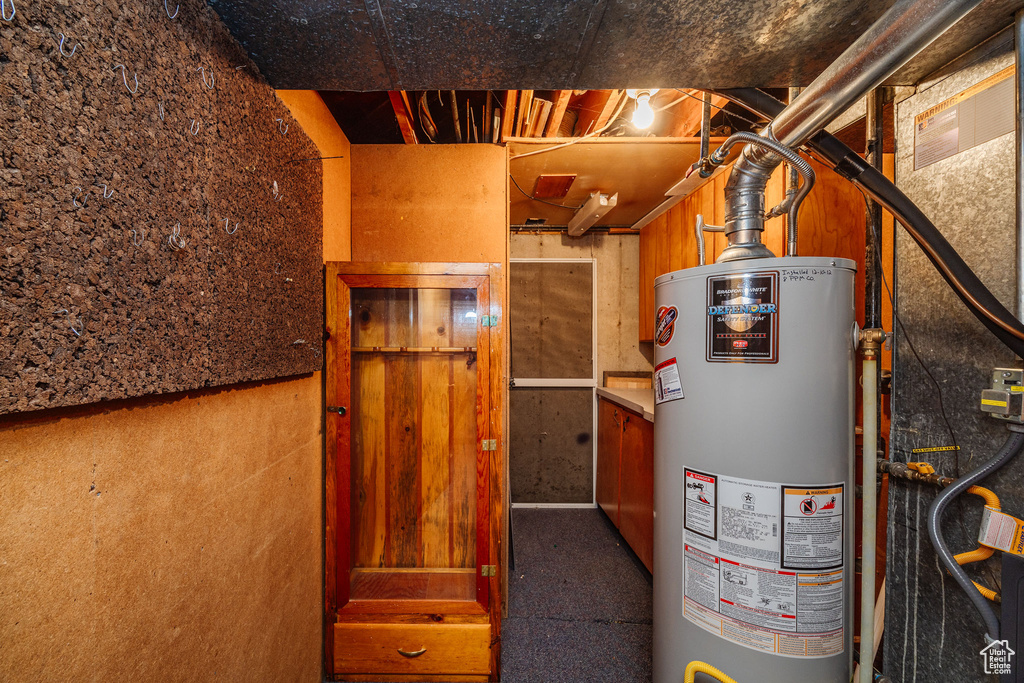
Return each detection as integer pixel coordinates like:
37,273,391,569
951,485,1001,602
684,661,740,683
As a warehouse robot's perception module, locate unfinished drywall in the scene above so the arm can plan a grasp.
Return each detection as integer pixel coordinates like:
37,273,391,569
511,233,651,379
0,0,323,415
277,90,351,262
886,49,1024,682
0,374,322,682
351,144,507,263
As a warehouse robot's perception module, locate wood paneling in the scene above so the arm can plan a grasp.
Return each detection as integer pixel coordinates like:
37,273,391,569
638,159,866,341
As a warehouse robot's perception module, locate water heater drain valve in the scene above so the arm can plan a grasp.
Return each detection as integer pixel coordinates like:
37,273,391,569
980,368,1024,423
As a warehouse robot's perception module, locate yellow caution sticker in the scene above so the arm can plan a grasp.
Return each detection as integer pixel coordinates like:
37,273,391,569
978,507,1024,556
1011,386,1024,393
910,446,960,454
982,399,1008,407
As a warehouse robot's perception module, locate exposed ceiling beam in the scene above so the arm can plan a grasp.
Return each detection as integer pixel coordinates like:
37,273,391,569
501,91,518,142
544,90,572,137
664,91,730,138
388,90,419,144
515,90,534,137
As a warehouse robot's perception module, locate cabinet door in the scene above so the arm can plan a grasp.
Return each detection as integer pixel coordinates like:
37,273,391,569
329,270,491,611
619,412,654,572
596,398,621,525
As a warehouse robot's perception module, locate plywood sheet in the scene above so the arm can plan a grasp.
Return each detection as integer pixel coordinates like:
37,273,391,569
350,144,506,263
508,138,716,227
510,261,593,379
0,0,323,415
509,387,593,504
0,375,322,682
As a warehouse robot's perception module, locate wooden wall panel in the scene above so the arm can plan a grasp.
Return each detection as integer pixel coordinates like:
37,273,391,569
638,161,866,341
0,375,322,682
351,145,507,263
385,356,420,567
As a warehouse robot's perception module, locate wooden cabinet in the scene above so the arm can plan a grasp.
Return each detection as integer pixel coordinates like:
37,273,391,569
596,396,654,572
325,262,504,682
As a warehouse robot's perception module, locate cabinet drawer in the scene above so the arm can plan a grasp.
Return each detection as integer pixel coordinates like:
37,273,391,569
333,622,491,676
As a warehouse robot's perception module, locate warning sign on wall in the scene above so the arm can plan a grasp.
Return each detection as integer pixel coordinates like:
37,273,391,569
681,471,846,659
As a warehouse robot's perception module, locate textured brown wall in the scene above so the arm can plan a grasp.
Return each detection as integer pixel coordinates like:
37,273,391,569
0,0,323,415
350,144,507,263
0,374,323,682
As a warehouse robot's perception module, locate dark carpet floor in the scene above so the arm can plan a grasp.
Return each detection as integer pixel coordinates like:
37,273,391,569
500,508,653,683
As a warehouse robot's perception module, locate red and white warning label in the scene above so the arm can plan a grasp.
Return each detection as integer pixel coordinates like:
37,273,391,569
654,357,684,404
682,471,845,658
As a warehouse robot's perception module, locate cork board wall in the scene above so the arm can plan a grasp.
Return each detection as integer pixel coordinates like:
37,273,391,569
0,0,323,414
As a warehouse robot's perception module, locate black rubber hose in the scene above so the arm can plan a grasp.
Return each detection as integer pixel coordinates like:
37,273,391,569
713,88,1024,359
928,428,1024,640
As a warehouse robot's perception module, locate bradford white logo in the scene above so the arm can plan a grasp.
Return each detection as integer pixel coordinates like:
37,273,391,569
980,639,1015,675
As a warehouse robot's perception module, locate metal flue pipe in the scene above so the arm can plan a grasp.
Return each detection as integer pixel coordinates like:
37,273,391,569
719,0,985,262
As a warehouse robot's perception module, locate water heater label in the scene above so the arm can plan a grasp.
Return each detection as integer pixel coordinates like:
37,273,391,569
781,485,845,570
706,271,779,363
682,471,845,659
654,358,684,404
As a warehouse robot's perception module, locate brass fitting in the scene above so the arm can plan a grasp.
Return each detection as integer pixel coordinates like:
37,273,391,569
859,328,887,358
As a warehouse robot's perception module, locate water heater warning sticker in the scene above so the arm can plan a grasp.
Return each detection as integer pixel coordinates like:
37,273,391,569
682,471,844,659
782,485,844,570
706,271,779,363
654,358,684,404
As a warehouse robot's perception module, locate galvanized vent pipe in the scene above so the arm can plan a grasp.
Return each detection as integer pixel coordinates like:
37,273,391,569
719,0,985,263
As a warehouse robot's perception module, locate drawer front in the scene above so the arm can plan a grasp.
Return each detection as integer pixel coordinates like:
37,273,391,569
334,623,491,676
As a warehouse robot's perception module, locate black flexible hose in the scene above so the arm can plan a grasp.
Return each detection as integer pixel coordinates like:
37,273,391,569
928,428,1024,640
713,88,1024,359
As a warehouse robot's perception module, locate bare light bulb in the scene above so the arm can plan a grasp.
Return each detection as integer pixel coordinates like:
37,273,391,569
632,92,655,129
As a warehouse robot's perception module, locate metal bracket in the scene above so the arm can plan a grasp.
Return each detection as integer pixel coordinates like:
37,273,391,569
481,565,497,577
481,315,498,327
481,439,497,451
327,405,347,416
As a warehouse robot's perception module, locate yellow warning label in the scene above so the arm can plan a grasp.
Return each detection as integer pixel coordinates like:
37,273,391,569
915,65,1015,124
910,446,960,454
982,399,1009,407
1011,386,1024,393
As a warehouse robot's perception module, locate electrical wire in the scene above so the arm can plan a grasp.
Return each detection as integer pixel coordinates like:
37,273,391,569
508,94,629,160
508,174,583,210
670,88,767,129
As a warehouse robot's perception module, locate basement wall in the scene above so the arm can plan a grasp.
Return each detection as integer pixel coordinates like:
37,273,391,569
885,46,1024,682
0,375,323,682
1,55,348,683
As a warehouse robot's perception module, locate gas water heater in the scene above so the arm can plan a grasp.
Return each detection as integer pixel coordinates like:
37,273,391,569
653,256,856,683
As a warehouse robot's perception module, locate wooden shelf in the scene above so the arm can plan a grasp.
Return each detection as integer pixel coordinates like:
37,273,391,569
351,347,477,354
